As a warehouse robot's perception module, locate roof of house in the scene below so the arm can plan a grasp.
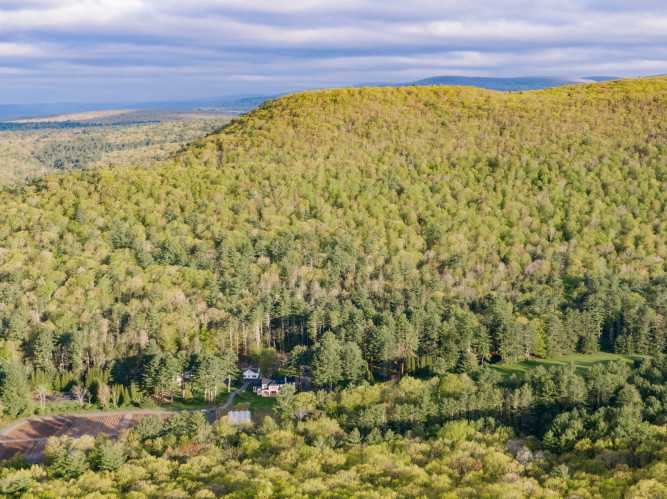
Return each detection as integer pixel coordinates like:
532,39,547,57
242,366,260,373
261,376,297,386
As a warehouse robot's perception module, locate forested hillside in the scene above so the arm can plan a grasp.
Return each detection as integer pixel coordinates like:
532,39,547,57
0,77,666,380
1,76,667,498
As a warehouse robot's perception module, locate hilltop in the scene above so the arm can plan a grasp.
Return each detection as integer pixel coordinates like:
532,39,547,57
0,76,665,370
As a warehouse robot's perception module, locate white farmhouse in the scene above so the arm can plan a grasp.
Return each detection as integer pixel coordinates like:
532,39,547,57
242,366,261,380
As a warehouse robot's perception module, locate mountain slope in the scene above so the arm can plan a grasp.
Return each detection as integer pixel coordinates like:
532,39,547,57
0,77,666,371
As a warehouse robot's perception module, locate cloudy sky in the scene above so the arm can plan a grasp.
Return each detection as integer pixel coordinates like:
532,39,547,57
1,0,666,104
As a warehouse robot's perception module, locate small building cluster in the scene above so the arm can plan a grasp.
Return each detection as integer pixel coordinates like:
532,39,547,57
253,376,297,397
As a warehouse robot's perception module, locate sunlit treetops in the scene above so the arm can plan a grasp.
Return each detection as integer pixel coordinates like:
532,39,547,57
0,77,666,373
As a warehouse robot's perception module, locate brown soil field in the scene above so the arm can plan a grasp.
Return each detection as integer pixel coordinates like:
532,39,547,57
0,410,174,463
0,440,31,461
2,417,71,440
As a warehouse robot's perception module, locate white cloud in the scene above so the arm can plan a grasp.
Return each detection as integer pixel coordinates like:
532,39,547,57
0,0,666,102
0,42,44,57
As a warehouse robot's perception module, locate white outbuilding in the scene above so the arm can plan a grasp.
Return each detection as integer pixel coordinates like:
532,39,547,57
242,366,261,380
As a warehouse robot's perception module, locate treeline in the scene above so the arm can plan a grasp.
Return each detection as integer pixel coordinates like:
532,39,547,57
0,339,245,416
1,357,665,497
272,356,667,448
0,77,667,381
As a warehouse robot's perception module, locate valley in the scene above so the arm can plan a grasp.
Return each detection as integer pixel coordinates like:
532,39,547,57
0,110,231,186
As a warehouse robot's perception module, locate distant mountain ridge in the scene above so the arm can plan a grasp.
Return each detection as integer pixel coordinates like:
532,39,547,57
0,94,274,122
0,75,625,121
401,75,620,91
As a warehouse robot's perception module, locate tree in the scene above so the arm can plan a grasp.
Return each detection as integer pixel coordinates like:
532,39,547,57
542,410,586,453
254,348,280,378
97,384,111,407
71,385,89,408
284,345,309,378
91,440,126,471
432,356,450,377
195,351,225,403
142,340,162,396
32,326,54,371
311,331,342,391
370,324,396,377
340,342,366,386
456,350,479,374
0,361,28,416
395,314,419,374
133,414,164,440
612,403,653,441
274,383,296,420
544,313,567,357
219,349,240,393
489,296,523,363
346,427,362,444
156,353,180,403
36,384,48,412
292,392,317,421
49,448,89,479
110,384,122,407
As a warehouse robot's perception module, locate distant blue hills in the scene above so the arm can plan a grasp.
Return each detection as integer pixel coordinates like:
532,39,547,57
405,75,620,91
0,75,626,121
0,94,269,121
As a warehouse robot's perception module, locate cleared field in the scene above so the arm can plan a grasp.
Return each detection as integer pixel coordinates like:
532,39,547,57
97,414,124,434
0,440,31,461
0,411,174,463
63,416,102,438
489,352,651,379
24,440,47,463
2,417,71,440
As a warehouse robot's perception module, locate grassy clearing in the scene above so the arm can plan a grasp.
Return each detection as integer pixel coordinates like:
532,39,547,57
156,384,238,411
233,386,276,422
489,352,651,379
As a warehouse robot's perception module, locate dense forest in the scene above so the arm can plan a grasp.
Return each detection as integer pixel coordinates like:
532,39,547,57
1,77,666,375
1,357,666,496
0,76,666,496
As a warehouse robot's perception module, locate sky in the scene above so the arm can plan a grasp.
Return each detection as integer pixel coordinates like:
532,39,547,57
0,0,666,104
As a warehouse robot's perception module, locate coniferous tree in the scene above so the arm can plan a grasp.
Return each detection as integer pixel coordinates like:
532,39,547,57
142,340,162,395
340,342,366,386
219,349,240,392
311,331,342,391
32,326,54,371
0,361,28,416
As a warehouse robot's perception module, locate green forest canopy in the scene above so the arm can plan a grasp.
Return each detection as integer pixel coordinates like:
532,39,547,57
0,76,666,380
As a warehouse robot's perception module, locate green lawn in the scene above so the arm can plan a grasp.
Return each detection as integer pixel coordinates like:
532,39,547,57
489,352,651,380
233,386,277,422
156,383,241,411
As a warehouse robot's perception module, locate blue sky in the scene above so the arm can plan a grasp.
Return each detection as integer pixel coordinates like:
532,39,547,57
1,0,666,104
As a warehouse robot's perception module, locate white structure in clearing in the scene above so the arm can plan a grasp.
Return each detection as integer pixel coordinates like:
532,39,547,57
242,366,261,380
227,410,252,425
